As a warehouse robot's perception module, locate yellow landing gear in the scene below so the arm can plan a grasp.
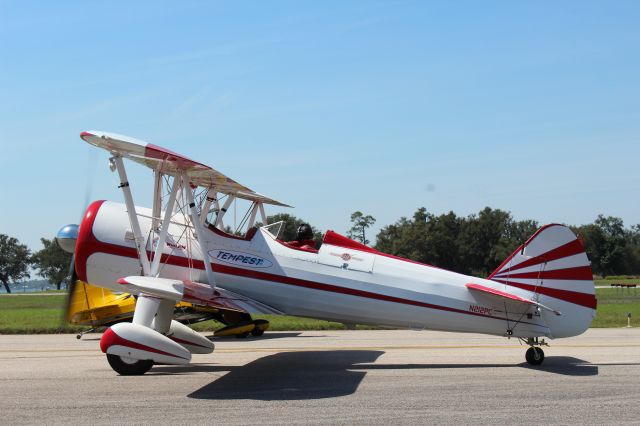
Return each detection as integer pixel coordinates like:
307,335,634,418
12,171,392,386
214,321,255,337
213,319,270,338
251,319,269,336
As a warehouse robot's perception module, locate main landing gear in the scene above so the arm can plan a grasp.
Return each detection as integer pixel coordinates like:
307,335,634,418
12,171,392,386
106,354,154,376
522,337,547,366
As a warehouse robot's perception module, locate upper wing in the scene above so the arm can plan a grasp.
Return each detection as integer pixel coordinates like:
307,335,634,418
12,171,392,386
118,276,283,315
80,130,291,207
466,283,562,316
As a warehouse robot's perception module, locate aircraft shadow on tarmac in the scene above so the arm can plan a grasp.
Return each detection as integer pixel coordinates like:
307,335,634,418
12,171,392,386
153,353,600,401
186,350,385,400
356,356,598,377
518,356,598,376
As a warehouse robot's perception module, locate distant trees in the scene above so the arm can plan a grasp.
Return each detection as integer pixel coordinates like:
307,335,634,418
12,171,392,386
457,208,539,276
260,207,640,277
0,234,32,293
376,207,539,276
32,238,72,290
0,235,73,292
572,215,640,276
347,211,376,245
375,207,640,277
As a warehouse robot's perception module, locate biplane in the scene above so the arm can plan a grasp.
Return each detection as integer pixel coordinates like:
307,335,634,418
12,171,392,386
57,131,596,375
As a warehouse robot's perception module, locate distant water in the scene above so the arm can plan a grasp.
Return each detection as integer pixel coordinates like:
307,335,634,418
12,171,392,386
0,279,61,293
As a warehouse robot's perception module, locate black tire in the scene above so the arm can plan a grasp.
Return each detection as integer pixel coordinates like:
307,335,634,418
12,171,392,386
106,354,154,375
251,327,265,337
525,347,545,366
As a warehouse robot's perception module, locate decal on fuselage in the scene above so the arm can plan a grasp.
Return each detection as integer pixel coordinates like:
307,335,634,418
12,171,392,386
469,305,493,316
209,249,273,268
329,251,364,262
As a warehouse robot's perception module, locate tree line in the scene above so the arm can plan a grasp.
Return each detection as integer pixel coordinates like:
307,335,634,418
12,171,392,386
1,207,638,291
373,207,640,277
265,208,639,277
0,235,71,293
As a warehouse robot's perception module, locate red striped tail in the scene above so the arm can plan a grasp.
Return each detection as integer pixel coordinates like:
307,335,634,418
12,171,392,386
488,224,596,338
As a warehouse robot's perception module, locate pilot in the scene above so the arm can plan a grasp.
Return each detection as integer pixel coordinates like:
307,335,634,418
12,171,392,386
287,223,317,251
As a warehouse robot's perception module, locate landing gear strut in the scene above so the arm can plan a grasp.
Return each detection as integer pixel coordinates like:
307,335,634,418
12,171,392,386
522,337,547,366
76,327,98,340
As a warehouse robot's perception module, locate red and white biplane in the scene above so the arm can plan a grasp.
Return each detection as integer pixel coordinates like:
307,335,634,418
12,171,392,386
58,131,596,375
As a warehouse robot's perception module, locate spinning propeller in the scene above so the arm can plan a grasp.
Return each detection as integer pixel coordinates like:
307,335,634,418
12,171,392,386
56,147,97,325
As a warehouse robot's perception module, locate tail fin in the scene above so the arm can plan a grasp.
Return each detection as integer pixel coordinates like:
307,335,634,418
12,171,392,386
488,224,596,337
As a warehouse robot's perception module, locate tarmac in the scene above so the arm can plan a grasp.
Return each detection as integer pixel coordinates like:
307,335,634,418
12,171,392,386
1,328,639,425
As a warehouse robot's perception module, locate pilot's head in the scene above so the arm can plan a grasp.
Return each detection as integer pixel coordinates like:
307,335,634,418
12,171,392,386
296,223,313,241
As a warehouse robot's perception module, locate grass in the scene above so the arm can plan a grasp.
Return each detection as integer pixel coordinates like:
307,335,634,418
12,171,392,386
0,295,86,334
595,278,640,286
190,315,355,333
592,278,640,327
0,294,354,334
1,285,639,333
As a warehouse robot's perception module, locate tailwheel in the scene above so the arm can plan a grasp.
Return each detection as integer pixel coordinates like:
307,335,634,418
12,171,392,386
106,354,154,376
525,347,545,366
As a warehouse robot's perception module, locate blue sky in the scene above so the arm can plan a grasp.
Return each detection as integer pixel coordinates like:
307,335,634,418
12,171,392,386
1,1,639,251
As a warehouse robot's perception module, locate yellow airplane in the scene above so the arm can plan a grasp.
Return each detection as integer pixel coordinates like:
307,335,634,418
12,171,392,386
66,279,269,339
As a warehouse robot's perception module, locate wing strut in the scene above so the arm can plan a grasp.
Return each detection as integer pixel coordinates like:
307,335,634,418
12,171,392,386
214,195,235,229
199,187,215,226
112,155,152,276
182,172,216,290
149,175,181,277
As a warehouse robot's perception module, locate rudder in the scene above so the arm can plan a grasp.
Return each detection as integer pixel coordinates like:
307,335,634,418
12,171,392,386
488,224,596,337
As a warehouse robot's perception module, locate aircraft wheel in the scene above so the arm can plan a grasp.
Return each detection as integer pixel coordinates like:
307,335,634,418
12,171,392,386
525,347,545,366
106,354,154,375
251,327,265,337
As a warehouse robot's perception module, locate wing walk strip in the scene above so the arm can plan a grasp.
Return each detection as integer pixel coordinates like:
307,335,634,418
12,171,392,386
88,240,546,327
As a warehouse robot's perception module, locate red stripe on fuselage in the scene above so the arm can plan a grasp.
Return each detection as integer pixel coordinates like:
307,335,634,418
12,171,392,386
80,237,547,327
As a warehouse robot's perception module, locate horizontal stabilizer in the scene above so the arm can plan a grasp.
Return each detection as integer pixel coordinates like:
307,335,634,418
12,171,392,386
466,283,561,316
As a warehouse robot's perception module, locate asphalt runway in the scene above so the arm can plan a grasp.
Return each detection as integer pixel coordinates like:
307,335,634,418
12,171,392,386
1,328,639,425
